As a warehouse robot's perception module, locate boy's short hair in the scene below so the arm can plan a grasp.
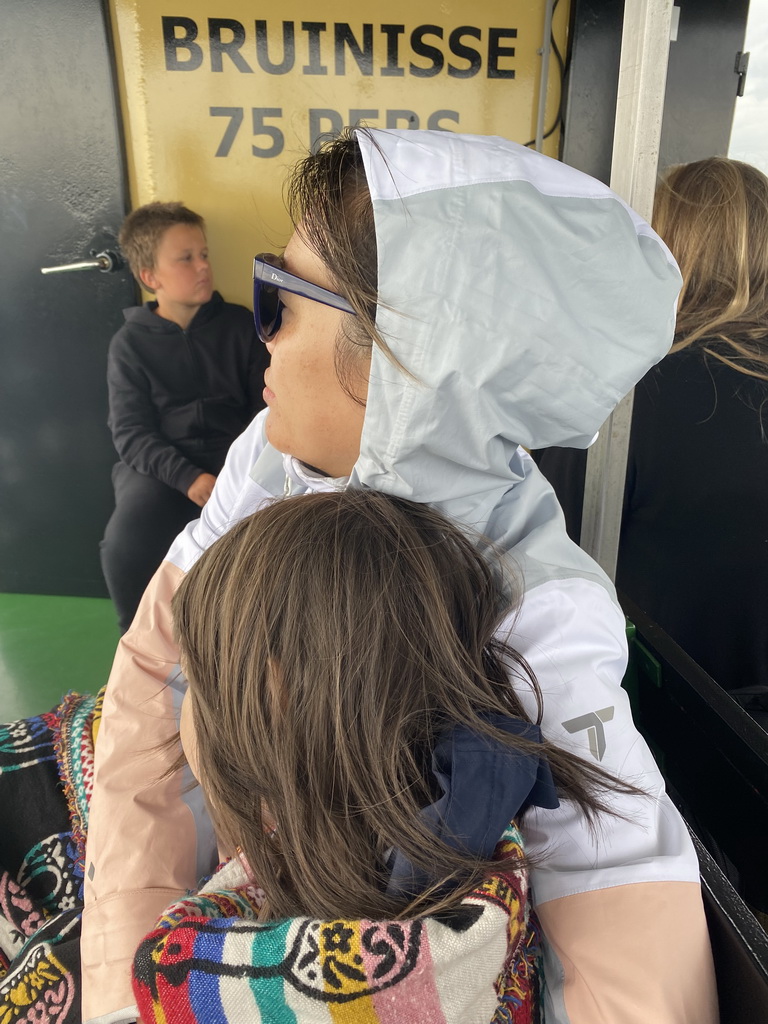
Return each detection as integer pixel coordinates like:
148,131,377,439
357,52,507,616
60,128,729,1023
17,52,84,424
119,201,205,285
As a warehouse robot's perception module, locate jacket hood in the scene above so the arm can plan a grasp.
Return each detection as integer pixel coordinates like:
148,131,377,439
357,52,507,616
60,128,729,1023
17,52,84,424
350,129,680,571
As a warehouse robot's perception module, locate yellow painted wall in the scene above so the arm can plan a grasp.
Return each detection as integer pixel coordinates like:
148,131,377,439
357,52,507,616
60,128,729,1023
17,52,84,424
109,1,569,308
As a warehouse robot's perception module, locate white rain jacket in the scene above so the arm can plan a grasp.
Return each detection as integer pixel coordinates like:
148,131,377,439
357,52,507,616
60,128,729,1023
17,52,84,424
82,129,718,1024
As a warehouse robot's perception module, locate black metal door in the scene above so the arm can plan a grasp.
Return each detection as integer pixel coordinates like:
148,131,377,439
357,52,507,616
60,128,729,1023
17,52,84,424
0,0,137,596
562,0,751,182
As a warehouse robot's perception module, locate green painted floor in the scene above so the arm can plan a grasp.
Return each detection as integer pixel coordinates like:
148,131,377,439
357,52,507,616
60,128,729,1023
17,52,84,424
0,593,119,721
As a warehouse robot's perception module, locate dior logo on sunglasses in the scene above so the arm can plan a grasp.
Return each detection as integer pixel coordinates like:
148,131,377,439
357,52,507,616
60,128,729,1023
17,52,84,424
252,253,357,344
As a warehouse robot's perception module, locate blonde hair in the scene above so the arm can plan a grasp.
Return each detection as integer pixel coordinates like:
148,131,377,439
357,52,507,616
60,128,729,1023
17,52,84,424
653,157,768,380
172,490,635,923
118,201,205,288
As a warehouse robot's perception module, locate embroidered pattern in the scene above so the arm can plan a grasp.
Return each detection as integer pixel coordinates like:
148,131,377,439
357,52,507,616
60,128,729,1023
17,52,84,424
0,715,56,774
0,944,75,1022
18,835,80,917
50,691,102,896
133,822,540,1023
0,690,104,1024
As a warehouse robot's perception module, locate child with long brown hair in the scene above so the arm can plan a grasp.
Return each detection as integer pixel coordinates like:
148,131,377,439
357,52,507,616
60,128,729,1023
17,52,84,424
132,489,631,1022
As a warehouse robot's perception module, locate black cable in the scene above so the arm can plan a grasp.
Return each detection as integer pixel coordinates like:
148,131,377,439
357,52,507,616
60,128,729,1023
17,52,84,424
524,0,567,148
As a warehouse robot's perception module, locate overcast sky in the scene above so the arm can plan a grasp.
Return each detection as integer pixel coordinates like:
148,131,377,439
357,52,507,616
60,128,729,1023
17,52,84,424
728,0,768,174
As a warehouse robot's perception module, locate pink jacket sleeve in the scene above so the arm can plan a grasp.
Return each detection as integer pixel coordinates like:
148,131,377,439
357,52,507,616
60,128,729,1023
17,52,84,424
82,416,270,1023
81,562,194,1021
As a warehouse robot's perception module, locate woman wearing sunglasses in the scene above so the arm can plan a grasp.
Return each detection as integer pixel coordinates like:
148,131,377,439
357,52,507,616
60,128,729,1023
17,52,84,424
83,128,717,1024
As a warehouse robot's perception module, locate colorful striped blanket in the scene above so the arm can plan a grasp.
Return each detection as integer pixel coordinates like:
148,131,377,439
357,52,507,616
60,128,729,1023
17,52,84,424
0,689,104,1024
0,691,542,1023
132,827,542,1024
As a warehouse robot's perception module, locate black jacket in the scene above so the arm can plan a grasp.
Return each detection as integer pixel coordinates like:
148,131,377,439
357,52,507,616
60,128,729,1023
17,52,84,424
107,291,268,494
534,345,768,692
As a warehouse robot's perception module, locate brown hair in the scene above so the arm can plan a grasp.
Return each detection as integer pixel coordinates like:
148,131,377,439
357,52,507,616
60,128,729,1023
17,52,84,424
119,201,205,288
172,489,636,923
285,128,404,403
653,157,768,380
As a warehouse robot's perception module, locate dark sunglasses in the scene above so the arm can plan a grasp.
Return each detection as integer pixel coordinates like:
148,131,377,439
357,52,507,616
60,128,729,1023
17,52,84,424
252,253,356,344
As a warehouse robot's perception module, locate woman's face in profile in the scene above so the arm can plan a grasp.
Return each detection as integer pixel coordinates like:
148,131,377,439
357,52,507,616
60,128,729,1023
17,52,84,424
261,229,370,479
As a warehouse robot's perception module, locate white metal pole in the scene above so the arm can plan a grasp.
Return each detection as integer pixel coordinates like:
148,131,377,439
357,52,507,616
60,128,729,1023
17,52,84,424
580,0,676,579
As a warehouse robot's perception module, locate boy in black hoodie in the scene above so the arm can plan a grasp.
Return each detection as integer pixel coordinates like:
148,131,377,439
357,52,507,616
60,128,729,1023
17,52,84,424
101,201,268,632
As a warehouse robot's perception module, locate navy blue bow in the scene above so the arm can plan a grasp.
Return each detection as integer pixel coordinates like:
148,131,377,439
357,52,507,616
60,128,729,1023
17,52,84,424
386,715,558,897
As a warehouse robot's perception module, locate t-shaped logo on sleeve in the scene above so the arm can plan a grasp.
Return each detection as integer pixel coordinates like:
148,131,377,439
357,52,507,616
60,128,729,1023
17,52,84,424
561,706,615,762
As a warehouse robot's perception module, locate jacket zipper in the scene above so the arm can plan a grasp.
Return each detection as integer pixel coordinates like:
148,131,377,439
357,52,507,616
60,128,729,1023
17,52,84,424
181,326,207,434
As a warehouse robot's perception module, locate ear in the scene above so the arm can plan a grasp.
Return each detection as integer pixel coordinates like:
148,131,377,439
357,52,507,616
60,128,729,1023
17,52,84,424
139,266,158,292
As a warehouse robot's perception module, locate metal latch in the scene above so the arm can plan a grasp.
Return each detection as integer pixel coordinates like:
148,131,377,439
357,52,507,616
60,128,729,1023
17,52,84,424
735,51,750,98
40,250,121,275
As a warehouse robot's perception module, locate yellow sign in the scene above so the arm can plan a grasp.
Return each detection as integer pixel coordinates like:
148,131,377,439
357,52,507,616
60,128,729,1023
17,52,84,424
110,0,569,306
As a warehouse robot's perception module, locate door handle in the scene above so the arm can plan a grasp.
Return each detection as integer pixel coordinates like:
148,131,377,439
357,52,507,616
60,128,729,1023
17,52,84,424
41,250,121,274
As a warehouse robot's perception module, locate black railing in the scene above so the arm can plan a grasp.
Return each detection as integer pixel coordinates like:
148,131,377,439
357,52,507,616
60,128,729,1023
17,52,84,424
622,593,768,1021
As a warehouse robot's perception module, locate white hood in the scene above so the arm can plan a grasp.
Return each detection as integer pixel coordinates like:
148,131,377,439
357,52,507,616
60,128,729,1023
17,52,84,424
349,128,680,591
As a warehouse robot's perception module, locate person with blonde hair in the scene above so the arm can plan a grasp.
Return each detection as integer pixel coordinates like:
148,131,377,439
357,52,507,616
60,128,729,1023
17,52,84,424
536,157,768,709
654,157,768,374
83,129,717,1024
101,201,269,632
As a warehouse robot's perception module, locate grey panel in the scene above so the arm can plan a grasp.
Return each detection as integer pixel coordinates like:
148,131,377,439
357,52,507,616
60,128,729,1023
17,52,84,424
562,0,750,181
659,0,750,170
560,0,625,183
